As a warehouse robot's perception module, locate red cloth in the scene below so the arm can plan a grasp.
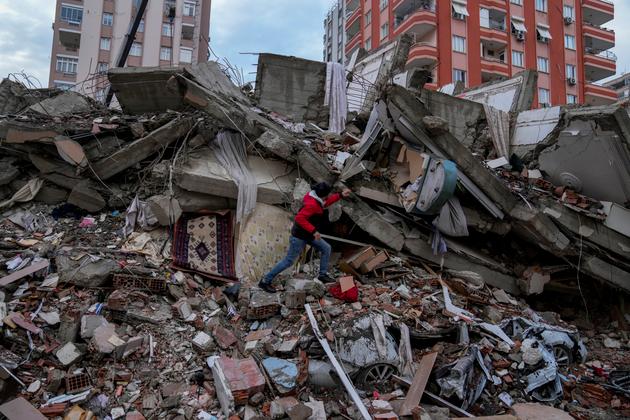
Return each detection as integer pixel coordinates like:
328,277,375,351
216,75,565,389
294,192,341,234
328,282,359,303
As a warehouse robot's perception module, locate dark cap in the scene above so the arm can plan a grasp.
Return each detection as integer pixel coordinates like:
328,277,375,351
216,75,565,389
313,182,332,198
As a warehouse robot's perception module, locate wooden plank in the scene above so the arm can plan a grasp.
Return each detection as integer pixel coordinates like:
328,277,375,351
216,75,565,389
399,351,438,416
0,259,49,288
346,246,377,270
359,250,389,274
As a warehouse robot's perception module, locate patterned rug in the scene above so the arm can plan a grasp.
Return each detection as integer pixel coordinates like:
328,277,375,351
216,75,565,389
172,212,236,280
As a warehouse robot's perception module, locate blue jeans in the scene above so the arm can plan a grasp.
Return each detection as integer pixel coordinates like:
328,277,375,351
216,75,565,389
262,236,331,284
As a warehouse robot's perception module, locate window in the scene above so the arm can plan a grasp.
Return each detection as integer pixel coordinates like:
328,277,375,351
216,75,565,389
138,19,145,33
95,89,106,103
536,0,547,12
183,1,196,17
453,69,466,84
539,88,550,106
100,37,111,51
511,0,523,4
54,81,74,91
130,42,142,56
566,64,576,80
452,1,469,20
564,34,576,50
452,35,466,53
567,94,577,104
480,8,490,28
380,0,388,11
60,5,83,24
97,62,109,74
563,5,574,20
536,26,552,43
512,50,524,67
182,24,194,40
537,56,549,73
102,13,113,26
56,56,78,74
365,10,372,25
162,23,173,37
365,37,372,50
160,47,172,61
380,22,389,39
180,48,193,63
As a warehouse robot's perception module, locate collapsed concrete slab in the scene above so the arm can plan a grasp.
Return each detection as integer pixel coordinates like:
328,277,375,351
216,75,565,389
403,238,520,295
174,148,296,204
458,70,538,114
387,85,518,218
538,118,630,205
256,130,336,184
255,53,328,125
341,197,405,251
28,91,96,116
91,116,194,180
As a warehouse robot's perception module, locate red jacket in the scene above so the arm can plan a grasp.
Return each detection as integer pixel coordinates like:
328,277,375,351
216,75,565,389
291,192,342,241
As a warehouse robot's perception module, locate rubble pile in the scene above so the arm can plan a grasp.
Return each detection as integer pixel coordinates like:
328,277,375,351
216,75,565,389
0,39,629,419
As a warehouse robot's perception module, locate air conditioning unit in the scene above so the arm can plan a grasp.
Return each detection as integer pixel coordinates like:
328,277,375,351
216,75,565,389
516,31,525,41
537,35,549,43
567,78,576,86
453,12,466,21
541,103,551,108
564,17,574,25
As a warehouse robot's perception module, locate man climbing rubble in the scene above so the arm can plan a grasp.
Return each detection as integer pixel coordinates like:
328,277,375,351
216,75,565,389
258,182,351,293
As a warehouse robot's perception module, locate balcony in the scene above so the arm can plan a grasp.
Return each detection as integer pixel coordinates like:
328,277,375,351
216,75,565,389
345,11,361,45
59,29,81,51
480,9,507,45
582,0,614,26
584,49,617,82
480,56,509,82
584,83,618,106
480,0,507,8
406,42,438,69
345,6,361,29
393,0,437,38
345,32,361,54
583,22,615,53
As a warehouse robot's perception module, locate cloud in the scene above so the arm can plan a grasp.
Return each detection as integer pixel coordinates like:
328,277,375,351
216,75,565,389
210,0,332,81
0,0,55,87
610,1,630,76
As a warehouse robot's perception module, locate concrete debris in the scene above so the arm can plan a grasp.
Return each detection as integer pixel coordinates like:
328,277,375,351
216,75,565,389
0,47,627,420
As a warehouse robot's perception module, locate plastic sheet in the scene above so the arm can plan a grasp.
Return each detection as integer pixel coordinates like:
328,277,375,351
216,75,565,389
212,130,257,225
325,62,348,134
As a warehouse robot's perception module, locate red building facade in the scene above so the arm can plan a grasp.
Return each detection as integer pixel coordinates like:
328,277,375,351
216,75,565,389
345,0,617,107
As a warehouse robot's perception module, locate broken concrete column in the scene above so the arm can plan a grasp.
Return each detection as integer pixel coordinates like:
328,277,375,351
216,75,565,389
341,198,405,251
255,130,335,185
67,181,106,213
147,195,182,226
80,315,109,339
91,117,194,180
56,254,118,288
56,342,83,366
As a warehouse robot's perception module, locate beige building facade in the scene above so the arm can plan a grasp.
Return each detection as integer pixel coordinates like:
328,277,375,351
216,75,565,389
48,0,211,102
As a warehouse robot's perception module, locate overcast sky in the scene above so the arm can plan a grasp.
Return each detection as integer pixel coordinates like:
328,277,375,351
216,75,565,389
0,0,628,87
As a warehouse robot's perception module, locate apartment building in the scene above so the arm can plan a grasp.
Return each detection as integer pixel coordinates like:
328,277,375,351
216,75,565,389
324,0,348,64
603,73,630,101
343,0,617,107
48,0,211,102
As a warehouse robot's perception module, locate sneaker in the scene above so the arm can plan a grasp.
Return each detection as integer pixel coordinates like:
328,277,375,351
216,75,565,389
318,273,336,284
258,281,277,294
